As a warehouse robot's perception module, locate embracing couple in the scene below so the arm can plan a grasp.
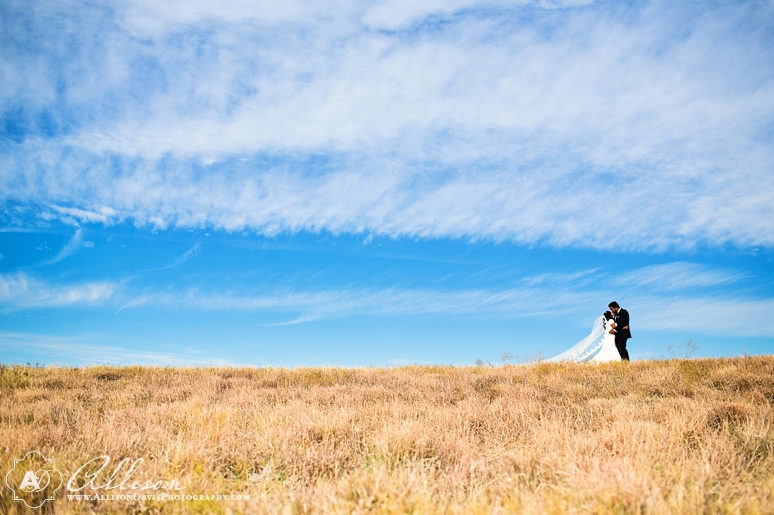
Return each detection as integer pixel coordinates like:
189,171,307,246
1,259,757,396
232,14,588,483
548,301,632,363
603,301,631,361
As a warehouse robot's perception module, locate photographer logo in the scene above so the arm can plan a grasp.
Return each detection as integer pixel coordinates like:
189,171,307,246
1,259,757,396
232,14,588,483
5,451,63,509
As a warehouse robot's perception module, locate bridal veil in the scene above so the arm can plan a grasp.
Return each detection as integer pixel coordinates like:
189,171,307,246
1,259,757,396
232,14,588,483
546,316,606,362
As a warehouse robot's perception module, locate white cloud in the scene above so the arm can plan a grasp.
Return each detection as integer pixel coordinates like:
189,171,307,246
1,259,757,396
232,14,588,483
1,266,772,337
119,0,344,36
1,1,773,249
129,286,774,338
522,268,601,286
171,243,201,266
115,285,574,321
49,205,118,225
38,229,94,265
362,0,506,30
615,262,746,291
361,0,596,30
0,272,118,307
115,295,148,314
55,228,83,258
142,243,203,273
0,331,235,365
632,297,774,338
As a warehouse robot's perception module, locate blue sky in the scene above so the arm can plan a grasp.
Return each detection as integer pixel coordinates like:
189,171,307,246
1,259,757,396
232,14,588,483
1,0,773,366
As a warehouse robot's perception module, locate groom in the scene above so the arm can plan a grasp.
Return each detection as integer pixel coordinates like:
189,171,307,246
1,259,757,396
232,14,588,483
608,301,631,361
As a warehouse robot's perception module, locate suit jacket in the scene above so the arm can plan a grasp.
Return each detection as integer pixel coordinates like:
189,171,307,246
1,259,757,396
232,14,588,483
614,309,632,339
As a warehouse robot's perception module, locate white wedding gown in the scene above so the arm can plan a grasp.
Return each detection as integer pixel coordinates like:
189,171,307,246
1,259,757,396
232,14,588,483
547,316,621,363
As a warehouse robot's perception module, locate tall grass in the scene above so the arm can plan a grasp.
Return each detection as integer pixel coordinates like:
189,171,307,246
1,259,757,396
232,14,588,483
1,357,773,514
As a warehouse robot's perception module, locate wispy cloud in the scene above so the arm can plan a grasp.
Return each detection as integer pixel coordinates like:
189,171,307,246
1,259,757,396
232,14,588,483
111,280,774,338
141,243,203,272
115,295,148,314
117,286,575,320
1,266,772,338
0,273,118,308
37,229,93,266
127,286,774,338
47,205,119,225
522,268,601,286
166,243,201,268
615,262,746,291
0,331,236,366
632,297,774,338
1,1,772,249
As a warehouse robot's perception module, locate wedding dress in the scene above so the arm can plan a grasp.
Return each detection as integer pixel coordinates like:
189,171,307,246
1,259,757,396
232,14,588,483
547,316,621,363
590,317,621,362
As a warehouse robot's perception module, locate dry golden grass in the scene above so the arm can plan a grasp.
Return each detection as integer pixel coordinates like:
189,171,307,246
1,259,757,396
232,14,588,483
1,357,773,514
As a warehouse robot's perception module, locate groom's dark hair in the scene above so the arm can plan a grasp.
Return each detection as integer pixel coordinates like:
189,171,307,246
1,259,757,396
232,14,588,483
608,301,620,309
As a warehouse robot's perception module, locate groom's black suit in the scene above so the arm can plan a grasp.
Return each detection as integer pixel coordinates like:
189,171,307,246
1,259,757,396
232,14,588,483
613,309,631,361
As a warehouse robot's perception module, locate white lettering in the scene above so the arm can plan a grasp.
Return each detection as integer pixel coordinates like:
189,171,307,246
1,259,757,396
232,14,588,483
66,455,186,493
67,456,111,492
19,471,42,491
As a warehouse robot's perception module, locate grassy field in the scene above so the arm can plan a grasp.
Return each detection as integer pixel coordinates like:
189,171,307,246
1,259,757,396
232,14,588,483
1,357,773,514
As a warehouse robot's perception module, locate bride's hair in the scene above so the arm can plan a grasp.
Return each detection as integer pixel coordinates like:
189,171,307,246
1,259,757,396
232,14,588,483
603,311,613,320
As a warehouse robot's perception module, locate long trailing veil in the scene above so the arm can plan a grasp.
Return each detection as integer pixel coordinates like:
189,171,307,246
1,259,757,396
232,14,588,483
546,315,606,362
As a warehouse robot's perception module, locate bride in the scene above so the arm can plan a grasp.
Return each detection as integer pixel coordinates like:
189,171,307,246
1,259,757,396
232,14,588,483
547,311,621,362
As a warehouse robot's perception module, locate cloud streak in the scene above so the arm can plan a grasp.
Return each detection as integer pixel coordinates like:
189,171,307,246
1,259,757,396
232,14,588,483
105,285,774,338
0,331,236,366
615,263,746,291
0,272,117,308
1,258,772,338
632,297,774,339
38,228,92,265
142,243,202,272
